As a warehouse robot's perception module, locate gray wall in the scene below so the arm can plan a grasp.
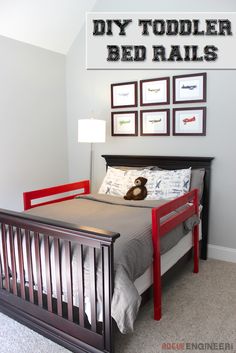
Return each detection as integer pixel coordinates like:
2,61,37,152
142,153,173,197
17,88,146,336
0,35,68,211
66,0,236,250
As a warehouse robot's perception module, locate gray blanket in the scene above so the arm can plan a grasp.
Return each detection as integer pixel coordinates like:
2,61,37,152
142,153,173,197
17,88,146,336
26,194,199,333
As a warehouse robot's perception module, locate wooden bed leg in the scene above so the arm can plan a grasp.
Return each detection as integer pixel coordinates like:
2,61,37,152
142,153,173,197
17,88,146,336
193,224,199,273
193,189,199,274
152,209,162,321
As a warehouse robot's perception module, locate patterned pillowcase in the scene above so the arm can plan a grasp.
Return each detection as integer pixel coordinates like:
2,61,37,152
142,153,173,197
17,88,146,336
99,166,191,199
145,168,191,200
98,167,126,196
98,167,148,196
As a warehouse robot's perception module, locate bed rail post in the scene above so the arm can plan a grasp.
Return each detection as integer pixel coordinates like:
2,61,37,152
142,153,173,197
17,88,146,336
193,189,199,274
152,208,162,321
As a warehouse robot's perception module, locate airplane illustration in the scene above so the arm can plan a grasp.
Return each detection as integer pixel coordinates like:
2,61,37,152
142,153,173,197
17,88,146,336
182,116,196,125
119,119,131,126
148,88,160,93
183,180,190,188
181,84,197,90
118,92,129,96
149,118,162,123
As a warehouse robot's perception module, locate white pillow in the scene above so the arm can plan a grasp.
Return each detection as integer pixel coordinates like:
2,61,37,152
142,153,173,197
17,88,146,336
98,167,148,196
98,167,126,196
145,168,191,200
99,166,191,200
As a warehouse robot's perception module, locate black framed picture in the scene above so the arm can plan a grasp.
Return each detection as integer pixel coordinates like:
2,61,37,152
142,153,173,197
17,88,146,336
140,109,170,136
140,77,170,106
173,73,207,104
111,81,137,108
111,111,138,136
173,107,206,136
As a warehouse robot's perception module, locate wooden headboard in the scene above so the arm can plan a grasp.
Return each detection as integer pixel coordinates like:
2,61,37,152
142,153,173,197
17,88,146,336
102,155,214,260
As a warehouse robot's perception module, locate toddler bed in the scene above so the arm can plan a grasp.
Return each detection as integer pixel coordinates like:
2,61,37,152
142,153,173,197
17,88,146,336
0,155,213,353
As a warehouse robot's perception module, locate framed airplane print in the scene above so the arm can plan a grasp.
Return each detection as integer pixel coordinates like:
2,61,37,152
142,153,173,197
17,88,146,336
111,81,138,108
111,111,138,136
173,107,206,136
140,109,170,136
173,73,207,104
140,77,170,106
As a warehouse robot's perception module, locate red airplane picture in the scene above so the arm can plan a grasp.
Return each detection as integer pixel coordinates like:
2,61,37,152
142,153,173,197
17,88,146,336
182,116,196,125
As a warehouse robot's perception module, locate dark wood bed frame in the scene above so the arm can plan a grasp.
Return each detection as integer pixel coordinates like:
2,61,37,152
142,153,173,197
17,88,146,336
0,155,213,353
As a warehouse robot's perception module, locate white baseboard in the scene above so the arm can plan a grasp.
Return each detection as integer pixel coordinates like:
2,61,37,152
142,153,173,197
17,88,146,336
208,244,236,263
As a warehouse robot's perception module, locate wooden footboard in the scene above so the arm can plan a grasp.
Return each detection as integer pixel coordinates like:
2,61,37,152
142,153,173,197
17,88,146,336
0,209,119,353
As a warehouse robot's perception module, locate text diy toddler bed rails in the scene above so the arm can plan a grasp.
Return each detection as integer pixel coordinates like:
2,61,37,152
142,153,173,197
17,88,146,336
0,155,213,353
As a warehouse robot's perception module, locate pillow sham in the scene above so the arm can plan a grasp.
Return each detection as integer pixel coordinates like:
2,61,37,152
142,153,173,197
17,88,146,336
145,168,191,200
98,166,126,196
98,167,149,196
152,166,205,200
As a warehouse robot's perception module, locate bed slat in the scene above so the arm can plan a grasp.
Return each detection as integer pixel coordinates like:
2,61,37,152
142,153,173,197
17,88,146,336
78,245,85,327
54,237,62,317
17,228,26,299
34,232,43,307
1,224,10,291
89,247,97,332
25,230,34,303
0,261,2,289
102,244,113,353
9,225,17,295
44,235,52,312
0,240,3,289
65,240,73,321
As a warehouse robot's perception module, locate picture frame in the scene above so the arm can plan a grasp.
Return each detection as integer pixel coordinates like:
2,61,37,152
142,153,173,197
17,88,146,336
140,109,170,136
111,81,137,108
111,111,138,136
173,107,206,136
140,77,170,106
173,72,207,104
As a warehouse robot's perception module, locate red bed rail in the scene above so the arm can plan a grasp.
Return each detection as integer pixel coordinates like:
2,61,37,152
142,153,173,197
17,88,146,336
152,189,199,321
23,180,90,211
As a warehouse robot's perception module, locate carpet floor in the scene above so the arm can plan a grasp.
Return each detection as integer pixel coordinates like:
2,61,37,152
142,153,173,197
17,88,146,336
0,259,235,353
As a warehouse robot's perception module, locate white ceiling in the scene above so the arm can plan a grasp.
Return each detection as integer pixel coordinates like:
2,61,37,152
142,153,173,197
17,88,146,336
0,0,96,54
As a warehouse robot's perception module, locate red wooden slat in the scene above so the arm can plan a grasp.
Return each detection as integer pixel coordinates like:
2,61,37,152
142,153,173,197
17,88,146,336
54,237,62,317
65,240,73,321
159,205,195,237
153,190,195,218
25,230,34,303
193,189,199,273
152,208,162,320
44,235,52,312
8,225,17,295
78,245,85,327
23,180,90,210
1,223,10,291
16,228,26,299
34,232,43,307
89,247,97,332
193,224,199,273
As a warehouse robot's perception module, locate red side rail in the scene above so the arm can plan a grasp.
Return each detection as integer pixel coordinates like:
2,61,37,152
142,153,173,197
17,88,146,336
23,180,90,211
152,189,199,321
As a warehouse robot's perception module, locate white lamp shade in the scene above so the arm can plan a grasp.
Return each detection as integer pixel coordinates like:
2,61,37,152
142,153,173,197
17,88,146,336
78,119,106,143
